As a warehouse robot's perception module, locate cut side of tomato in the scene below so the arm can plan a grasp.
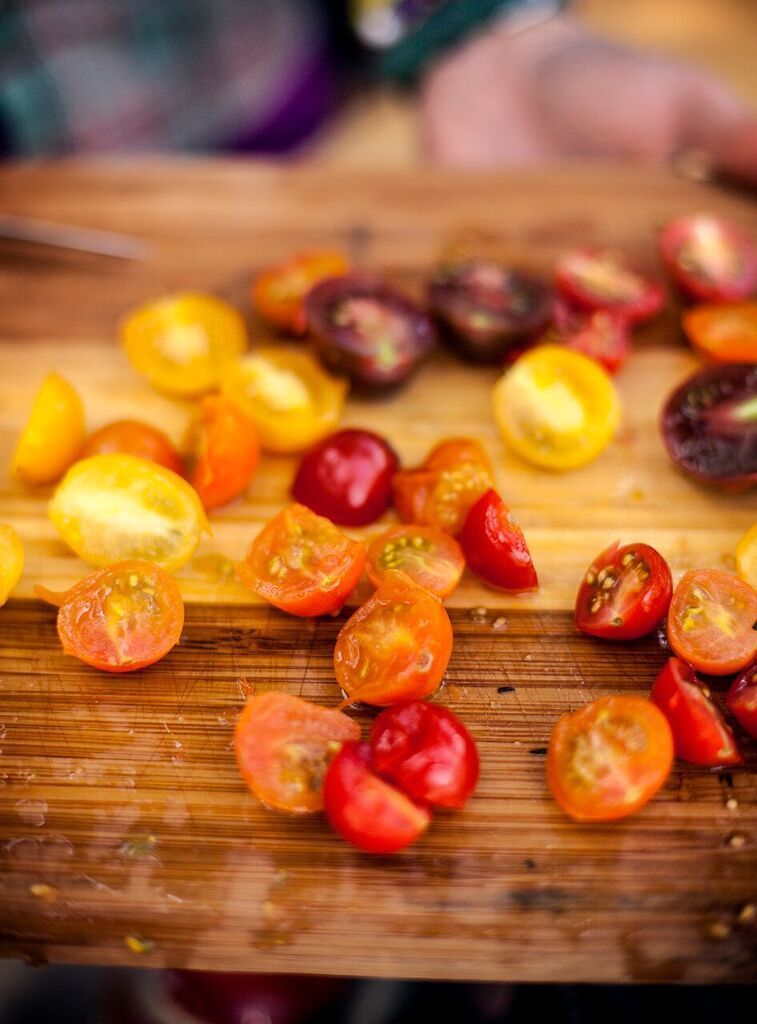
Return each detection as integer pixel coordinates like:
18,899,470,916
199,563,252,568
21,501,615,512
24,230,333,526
459,488,537,592
683,301,757,364
660,215,757,303
736,522,757,587
185,395,260,511
235,692,360,814
366,525,465,599
650,657,742,767
726,663,757,740
0,523,24,606
666,569,757,675
547,695,673,822
253,250,350,335
12,373,86,485
555,249,664,323
552,303,631,375
82,419,184,475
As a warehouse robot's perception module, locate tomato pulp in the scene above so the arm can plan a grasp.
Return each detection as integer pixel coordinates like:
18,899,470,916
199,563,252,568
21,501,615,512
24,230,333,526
575,541,672,640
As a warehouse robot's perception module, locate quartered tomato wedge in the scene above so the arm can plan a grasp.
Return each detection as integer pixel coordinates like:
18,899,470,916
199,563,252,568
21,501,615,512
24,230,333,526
552,302,631,375
726,663,757,740
366,525,465,599
334,573,453,707
650,658,742,767
221,348,347,454
12,373,85,485
253,250,350,335
459,489,537,592
82,420,184,475
234,692,360,814
49,453,208,572
0,523,24,606
736,522,757,587
555,249,664,323
185,395,260,510
547,695,673,822
492,345,621,471
575,541,672,640
683,301,757,363
36,560,184,673
666,569,757,675
122,294,247,396
236,503,366,617
659,215,757,303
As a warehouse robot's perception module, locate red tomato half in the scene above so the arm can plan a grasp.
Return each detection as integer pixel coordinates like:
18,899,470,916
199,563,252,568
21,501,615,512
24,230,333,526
659,215,757,303
552,302,631,375
575,541,672,640
371,701,479,809
458,488,537,592
650,657,742,767
555,249,664,323
323,741,431,853
726,663,757,740
667,569,757,675
186,395,260,510
82,419,184,475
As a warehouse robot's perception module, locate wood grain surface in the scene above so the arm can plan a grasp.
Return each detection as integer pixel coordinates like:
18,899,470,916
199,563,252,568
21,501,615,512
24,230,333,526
0,160,755,982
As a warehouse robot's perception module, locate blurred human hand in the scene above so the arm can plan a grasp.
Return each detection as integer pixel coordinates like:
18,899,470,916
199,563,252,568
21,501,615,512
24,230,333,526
421,14,757,184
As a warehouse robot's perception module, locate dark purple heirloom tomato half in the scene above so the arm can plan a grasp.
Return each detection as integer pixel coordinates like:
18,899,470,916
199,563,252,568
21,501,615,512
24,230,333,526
660,363,757,489
428,260,553,364
304,274,437,392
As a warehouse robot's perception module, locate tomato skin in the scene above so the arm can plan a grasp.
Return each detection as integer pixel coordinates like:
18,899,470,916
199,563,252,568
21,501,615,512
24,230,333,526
555,249,664,323
736,522,757,587
551,302,631,375
13,373,86,485
667,569,757,675
659,215,757,303
459,489,537,592
0,523,24,606
547,695,674,822
683,301,757,364
726,663,757,740
186,396,260,511
574,541,672,640
371,701,479,809
253,251,350,335
82,420,184,475
291,429,398,527
323,741,431,853
366,525,465,599
650,658,742,767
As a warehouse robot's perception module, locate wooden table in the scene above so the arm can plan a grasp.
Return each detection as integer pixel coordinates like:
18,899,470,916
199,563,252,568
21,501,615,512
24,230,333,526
0,160,755,982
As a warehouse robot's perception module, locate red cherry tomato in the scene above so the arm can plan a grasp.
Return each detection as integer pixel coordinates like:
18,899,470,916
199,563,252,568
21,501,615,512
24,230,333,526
186,395,260,511
666,569,757,675
366,524,465,599
726,663,757,739
555,249,664,323
575,541,672,640
291,429,398,526
458,488,537,592
659,215,757,303
650,657,742,767
323,741,431,853
371,701,479,809
82,419,184,475
552,301,631,375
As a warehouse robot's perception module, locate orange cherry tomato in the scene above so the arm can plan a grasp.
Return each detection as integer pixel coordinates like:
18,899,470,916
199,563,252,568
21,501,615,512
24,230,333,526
36,560,184,673
736,522,757,587
234,691,360,814
185,395,260,511
236,503,366,617
683,301,757,363
0,523,24,606
666,569,757,675
82,420,183,475
253,251,350,335
334,573,453,707
12,373,85,485
366,525,465,598
547,695,674,822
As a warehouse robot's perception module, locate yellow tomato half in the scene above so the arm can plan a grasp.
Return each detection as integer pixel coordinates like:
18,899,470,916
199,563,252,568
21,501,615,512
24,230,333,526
49,453,208,571
736,522,757,587
12,373,85,484
0,523,24,606
492,344,621,470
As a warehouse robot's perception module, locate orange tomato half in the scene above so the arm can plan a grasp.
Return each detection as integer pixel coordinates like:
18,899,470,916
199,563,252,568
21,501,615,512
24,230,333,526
0,523,24,606
683,301,757,363
253,251,349,335
82,420,184,475
366,525,465,598
667,569,757,675
185,395,260,511
12,373,85,485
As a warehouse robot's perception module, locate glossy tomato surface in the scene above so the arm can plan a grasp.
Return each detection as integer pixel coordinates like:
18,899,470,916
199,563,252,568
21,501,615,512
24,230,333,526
459,489,537,592
82,419,183,475
12,373,85,485
726,663,757,740
323,741,431,853
291,429,398,526
0,523,24,607
555,249,664,323
659,215,757,303
552,302,631,375
575,541,672,640
683,301,757,364
366,524,465,599
253,251,350,335
650,658,742,766
667,569,757,675
186,395,260,510
235,692,360,814
371,701,479,809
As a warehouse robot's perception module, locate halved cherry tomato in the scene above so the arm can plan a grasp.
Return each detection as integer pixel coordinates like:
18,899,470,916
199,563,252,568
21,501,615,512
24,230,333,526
36,560,184,673
221,348,347,454
323,741,431,853
492,345,621,471
575,541,672,640
12,373,85,485
393,437,493,536
235,503,366,617
291,429,398,526
683,301,757,363
334,573,453,707
659,215,757,303
234,692,360,814
253,251,350,335
458,489,537,592
49,453,208,572
650,657,742,767
555,249,664,323
185,395,260,511
366,525,464,599
0,523,24,606
371,701,479,809
666,569,757,675
726,663,757,740
122,294,247,396
82,420,183,475
551,302,631,375
547,695,673,822
736,522,757,587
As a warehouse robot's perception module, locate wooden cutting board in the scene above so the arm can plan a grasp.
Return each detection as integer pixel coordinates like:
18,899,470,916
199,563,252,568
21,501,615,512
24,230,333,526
0,160,755,983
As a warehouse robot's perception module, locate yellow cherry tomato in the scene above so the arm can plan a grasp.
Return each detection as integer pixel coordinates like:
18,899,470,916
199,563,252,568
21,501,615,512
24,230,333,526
122,293,247,396
49,453,208,571
736,522,757,587
492,344,621,470
0,523,24,606
12,373,85,484
220,347,347,453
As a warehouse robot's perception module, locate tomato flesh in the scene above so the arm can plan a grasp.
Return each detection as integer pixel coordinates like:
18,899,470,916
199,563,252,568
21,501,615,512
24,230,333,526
13,373,85,485
736,522,757,587
366,525,465,599
82,420,184,475
660,215,757,303
551,302,631,375
726,663,757,740
186,395,260,510
555,249,664,323
683,302,757,364
253,251,350,335
0,523,24,606
575,541,672,640
459,488,537,592
666,569,757,675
